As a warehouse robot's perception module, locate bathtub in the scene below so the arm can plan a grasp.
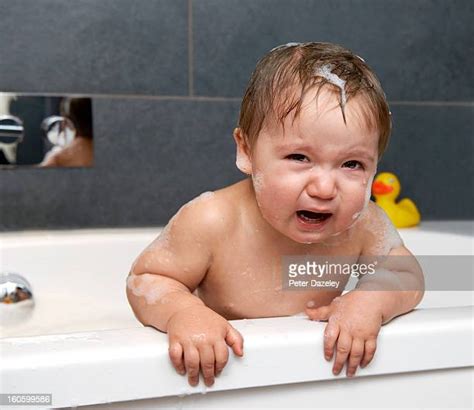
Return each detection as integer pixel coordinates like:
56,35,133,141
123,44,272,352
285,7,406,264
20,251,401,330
0,221,472,409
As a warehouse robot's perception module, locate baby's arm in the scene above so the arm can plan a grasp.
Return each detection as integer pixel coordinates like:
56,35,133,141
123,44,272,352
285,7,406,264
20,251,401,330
354,202,424,321
355,243,425,323
126,195,243,387
306,202,425,377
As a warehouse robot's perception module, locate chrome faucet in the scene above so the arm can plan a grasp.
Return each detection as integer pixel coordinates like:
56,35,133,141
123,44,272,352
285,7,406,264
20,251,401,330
0,115,24,164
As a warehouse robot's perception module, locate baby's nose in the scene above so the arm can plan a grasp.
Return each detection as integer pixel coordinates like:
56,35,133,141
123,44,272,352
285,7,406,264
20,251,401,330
305,172,337,200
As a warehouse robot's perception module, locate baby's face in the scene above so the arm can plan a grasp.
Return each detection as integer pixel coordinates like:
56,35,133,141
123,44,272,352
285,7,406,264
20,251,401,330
248,88,379,244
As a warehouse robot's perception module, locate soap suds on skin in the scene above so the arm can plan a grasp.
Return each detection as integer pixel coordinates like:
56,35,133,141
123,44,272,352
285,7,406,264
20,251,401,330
201,191,215,199
235,154,247,173
131,191,214,274
251,171,265,209
126,273,172,305
252,171,265,193
376,210,404,254
327,171,376,241
357,268,403,291
180,191,215,212
364,204,404,256
142,191,214,253
363,174,375,210
190,333,207,343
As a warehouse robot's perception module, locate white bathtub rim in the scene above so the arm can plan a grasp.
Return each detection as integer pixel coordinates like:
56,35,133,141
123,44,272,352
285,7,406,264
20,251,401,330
1,306,473,408
0,219,472,245
1,221,473,408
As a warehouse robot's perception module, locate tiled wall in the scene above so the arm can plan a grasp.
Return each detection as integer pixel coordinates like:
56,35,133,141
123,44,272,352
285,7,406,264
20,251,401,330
0,0,472,230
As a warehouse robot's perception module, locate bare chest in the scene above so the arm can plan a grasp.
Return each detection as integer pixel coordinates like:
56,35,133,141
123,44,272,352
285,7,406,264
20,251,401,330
198,233,360,319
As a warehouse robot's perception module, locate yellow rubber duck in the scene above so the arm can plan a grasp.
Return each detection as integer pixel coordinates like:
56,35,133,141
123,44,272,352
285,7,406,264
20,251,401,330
371,172,421,228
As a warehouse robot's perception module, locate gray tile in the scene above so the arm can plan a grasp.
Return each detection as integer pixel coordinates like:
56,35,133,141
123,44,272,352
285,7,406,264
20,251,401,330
3,0,471,231
193,0,473,100
377,104,474,219
91,97,243,225
0,98,243,230
1,98,472,230
0,0,188,95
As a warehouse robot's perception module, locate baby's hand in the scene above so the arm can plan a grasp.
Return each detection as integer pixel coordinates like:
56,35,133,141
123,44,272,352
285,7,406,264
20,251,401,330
305,291,384,377
166,305,244,387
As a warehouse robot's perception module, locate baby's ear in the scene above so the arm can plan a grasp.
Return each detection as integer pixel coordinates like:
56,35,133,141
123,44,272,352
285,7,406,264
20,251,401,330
233,127,252,175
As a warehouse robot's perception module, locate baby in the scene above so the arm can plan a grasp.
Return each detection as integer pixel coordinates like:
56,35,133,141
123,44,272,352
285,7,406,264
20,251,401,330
127,42,425,387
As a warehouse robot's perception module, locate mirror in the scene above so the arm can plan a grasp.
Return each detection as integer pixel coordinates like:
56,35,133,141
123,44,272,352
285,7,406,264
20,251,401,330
0,93,94,168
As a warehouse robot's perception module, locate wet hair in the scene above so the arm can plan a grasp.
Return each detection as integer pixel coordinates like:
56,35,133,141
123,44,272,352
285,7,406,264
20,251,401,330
60,98,93,139
237,42,392,159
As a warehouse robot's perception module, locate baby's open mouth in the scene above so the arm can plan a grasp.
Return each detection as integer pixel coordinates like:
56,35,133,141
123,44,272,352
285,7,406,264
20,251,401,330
296,210,332,224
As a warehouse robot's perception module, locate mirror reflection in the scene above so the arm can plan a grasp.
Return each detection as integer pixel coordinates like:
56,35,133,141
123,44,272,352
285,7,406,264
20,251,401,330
0,93,93,168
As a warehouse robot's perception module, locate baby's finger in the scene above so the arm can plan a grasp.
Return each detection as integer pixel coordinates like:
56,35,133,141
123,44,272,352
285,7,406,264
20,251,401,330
346,338,365,377
305,304,331,321
225,326,244,356
323,321,340,361
360,338,377,368
168,341,185,375
214,340,229,376
332,331,352,376
198,344,216,387
183,345,200,386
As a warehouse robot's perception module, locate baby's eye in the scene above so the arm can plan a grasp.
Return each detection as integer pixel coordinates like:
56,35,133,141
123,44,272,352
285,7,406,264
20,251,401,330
286,153,309,162
342,160,363,170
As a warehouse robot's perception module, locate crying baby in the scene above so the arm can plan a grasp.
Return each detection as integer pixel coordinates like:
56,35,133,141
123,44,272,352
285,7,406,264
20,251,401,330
126,42,425,387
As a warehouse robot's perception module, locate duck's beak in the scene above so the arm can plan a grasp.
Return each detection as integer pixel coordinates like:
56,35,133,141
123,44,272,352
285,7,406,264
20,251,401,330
372,181,393,195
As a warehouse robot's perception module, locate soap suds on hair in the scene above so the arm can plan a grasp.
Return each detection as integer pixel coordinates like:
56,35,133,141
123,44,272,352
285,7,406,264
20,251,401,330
314,64,347,122
270,42,301,52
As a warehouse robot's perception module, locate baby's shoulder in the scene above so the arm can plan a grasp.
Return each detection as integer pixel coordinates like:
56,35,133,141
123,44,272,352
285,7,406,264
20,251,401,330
360,201,387,224
172,189,238,239
356,201,404,256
